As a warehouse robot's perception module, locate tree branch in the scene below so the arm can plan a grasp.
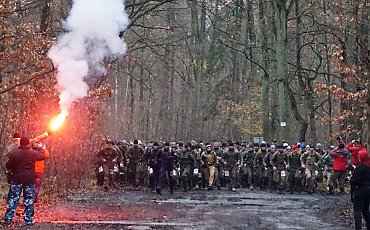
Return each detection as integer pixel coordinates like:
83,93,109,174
0,68,55,95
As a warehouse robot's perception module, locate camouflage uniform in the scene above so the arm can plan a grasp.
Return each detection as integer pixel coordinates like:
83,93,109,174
315,146,326,186
263,149,274,190
201,149,217,189
253,149,266,189
126,145,145,186
179,149,196,191
96,145,118,187
300,148,322,193
213,147,224,189
111,144,124,183
192,147,202,189
4,183,35,224
241,149,255,189
117,142,128,184
271,149,288,192
322,152,333,192
222,147,241,190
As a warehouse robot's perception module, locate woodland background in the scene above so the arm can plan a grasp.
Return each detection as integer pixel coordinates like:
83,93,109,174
0,0,368,192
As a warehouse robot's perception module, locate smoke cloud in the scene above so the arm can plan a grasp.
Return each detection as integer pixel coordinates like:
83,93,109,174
48,0,129,117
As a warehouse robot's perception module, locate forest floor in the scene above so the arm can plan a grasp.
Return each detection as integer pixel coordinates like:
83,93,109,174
0,185,352,230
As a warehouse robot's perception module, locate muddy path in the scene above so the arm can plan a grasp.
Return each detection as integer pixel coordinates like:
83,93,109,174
3,187,351,229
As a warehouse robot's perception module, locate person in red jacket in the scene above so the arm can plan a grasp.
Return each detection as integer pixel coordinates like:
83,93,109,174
348,139,362,167
327,141,349,195
350,146,370,230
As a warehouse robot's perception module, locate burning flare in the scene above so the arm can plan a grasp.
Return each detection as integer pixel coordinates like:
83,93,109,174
49,112,67,132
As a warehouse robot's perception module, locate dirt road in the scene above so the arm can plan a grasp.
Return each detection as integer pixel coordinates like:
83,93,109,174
4,187,351,229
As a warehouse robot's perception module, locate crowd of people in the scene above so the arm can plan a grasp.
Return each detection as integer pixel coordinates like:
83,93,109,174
95,138,363,195
3,132,370,229
95,137,370,229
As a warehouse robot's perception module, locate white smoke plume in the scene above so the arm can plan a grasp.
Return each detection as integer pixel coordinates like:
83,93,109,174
48,0,129,118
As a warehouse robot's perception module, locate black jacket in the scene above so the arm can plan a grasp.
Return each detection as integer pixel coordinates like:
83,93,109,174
145,148,162,169
158,148,177,170
6,145,45,184
350,163,370,191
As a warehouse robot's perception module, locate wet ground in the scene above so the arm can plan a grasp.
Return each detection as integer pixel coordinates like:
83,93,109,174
2,187,351,229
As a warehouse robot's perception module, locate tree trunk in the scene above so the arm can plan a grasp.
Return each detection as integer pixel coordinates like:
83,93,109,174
273,0,289,141
40,0,51,33
323,0,333,140
128,75,135,139
293,0,309,142
259,0,271,142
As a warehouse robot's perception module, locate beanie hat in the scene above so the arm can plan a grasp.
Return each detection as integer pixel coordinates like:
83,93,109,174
13,132,22,138
164,141,170,146
20,137,30,146
153,142,159,146
359,149,370,167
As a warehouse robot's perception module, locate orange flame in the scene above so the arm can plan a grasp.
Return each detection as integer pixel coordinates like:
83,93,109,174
49,113,66,132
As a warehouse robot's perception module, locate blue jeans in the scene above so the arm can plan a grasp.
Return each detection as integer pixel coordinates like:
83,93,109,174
4,182,35,224
157,167,175,193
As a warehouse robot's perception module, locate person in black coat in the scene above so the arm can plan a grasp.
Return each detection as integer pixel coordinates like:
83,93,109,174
350,146,370,230
156,142,177,195
144,142,162,192
3,137,46,225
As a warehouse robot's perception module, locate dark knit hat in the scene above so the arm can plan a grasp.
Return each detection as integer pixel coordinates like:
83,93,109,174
153,141,159,146
164,141,170,146
20,137,30,146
